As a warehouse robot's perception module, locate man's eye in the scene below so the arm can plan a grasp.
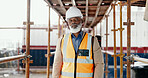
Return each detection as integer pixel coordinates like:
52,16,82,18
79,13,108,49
76,19,79,21
70,20,74,22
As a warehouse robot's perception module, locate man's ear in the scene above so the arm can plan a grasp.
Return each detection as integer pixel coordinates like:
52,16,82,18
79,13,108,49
81,19,84,23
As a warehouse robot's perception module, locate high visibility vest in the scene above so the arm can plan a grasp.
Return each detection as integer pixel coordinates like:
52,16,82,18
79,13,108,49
61,33,94,78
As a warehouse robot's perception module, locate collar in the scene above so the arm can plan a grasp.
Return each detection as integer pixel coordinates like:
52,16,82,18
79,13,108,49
71,30,83,38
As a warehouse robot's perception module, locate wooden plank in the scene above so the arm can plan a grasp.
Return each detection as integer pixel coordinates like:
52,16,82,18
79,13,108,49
84,0,89,27
52,5,110,8
63,0,98,4
89,0,103,27
44,0,66,21
71,0,76,6
58,0,66,13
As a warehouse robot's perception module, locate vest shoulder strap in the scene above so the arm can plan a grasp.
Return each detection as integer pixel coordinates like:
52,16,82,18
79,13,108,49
92,36,95,77
60,33,69,46
92,36,94,59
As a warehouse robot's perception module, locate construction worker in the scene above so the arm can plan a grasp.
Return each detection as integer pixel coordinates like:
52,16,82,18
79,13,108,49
52,6,104,78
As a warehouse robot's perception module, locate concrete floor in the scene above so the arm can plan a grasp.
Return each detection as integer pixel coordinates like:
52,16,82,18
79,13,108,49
0,73,52,78
1,73,51,78
0,68,52,78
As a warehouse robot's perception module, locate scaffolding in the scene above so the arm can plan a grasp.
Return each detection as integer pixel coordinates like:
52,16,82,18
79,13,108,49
0,0,148,78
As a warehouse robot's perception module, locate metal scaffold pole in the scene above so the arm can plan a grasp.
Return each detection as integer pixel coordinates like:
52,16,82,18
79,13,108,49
105,15,109,78
112,4,117,78
26,0,31,78
93,27,95,36
47,6,51,78
100,22,102,36
95,26,97,35
118,2,124,78
17,43,20,73
127,0,131,78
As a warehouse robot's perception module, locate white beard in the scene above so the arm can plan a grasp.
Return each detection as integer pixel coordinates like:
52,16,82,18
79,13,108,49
69,23,82,33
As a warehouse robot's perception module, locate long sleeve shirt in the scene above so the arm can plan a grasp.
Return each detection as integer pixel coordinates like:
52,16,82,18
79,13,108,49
52,32,104,78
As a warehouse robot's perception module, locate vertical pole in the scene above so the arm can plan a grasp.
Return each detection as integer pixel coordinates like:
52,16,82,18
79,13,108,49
105,15,109,78
127,0,131,78
17,42,20,73
100,22,102,36
96,26,97,35
26,0,31,78
119,2,123,78
113,4,117,78
24,28,25,46
4,54,8,67
58,15,61,38
93,27,95,36
47,6,51,78
23,29,25,68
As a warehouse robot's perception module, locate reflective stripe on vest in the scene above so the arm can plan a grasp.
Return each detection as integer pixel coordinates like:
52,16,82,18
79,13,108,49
61,72,93,77
61,33,94,78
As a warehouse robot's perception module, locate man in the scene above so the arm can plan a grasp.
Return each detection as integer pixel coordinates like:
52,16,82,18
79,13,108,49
52,7,104,78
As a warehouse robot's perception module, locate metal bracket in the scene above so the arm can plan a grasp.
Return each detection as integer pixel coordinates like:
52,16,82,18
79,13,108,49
104,70,110,73
104,33,110,35
22,52,33,64
118,28,125,31
23,52,32,60
23,22,34,25
124,54,134,64
111,29,118,31
117,53,125,57
111,54,117,57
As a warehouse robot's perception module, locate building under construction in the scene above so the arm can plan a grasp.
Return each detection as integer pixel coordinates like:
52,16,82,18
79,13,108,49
0,0,148,78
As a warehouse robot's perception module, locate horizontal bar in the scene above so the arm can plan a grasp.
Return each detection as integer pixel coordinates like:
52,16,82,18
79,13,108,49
51,50,114,56
0,54,26,64
102,50,114,55
50,52,55,55
22,47,56,50
0,27,53,31
52,5,109,8
133,56,148,64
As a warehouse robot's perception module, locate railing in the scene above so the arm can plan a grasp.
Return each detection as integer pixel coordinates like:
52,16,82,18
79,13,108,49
0,54,26,64
102,50,148,64
132,55,148,64
102,50,114,56
51,50,148,64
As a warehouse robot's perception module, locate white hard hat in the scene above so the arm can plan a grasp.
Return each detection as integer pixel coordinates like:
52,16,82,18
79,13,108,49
66,6,83,21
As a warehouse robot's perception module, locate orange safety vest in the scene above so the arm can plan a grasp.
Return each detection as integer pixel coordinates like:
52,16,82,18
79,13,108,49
61,33,94,78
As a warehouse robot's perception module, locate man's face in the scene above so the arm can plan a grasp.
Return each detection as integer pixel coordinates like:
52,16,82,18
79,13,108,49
67,17,82,29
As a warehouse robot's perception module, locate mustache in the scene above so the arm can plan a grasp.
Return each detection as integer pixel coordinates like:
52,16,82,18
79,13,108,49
71,23,79,26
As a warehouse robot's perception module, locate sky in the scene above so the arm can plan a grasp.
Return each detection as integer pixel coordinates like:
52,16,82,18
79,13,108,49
0,0,62,26
0,0,62,49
